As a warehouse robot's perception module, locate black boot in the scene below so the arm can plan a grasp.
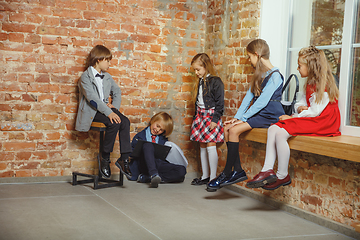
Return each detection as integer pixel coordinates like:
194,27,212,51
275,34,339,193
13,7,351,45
115,156,132,179
98,154,111,178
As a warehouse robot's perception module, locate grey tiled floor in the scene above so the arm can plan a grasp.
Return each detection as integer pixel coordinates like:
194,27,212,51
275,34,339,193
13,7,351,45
0,173,355,240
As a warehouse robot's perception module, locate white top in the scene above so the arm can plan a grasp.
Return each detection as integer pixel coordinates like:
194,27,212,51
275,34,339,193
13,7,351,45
90,66,105,102
196,74,210,109
293,92,330,118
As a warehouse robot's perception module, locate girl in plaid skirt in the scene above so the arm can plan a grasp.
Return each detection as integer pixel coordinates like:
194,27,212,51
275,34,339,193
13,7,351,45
206,39,285,192
190,53,225,186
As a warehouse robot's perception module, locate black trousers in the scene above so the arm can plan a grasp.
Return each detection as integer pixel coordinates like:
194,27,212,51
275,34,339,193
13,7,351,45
93,108,132,155
138,142,186,183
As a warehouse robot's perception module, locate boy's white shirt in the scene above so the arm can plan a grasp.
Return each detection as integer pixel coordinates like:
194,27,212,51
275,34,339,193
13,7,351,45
293,92,330,118
90,66,105,102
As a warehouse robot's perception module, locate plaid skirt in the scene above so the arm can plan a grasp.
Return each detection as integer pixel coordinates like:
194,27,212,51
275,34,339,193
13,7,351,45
190,107,224,143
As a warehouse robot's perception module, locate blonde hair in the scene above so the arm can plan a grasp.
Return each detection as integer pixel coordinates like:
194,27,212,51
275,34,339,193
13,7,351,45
246,39,272,96
149,112,173,137
85,45,112,69
298,46,339,103
191,53,216,102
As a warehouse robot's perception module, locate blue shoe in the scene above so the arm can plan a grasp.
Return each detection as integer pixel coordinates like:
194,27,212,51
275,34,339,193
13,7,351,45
150,174,161,188
220,170,248,187
206,172,227,192
137,174,151,183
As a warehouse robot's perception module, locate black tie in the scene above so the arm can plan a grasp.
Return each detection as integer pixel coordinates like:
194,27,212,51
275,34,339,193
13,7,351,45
95,73,104,79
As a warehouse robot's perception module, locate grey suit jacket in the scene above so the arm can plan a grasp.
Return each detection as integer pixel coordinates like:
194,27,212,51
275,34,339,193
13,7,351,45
75,67,122,132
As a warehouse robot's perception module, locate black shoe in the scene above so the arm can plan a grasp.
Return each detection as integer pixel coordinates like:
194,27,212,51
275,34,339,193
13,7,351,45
206,172,227,192
115,157,132,179
220,170,248,187
137,174,151,183
98,154,111,178
191,177,210,185
150,174,161,188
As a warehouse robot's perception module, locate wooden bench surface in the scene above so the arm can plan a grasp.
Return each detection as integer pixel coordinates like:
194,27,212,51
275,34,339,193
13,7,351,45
240,128,360,163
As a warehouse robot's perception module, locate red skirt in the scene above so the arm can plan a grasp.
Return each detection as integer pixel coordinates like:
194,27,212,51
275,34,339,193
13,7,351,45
275,102,341,136
190,107,224,143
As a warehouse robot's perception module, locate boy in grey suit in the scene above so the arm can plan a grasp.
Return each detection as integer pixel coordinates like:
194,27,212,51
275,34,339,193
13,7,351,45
75,45,132,179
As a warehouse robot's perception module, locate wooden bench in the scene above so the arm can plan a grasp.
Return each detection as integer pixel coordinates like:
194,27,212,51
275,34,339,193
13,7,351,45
240,128,360,163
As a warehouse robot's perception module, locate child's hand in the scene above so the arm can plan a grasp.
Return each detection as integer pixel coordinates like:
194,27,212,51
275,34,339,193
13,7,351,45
108,112,121,124
107,103,115,109
224,118,238,126
297,106,308,113
279,115,292,121
209,122,217,131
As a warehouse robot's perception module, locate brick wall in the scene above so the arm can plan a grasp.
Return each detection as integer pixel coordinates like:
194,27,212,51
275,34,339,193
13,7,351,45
0,0,207,177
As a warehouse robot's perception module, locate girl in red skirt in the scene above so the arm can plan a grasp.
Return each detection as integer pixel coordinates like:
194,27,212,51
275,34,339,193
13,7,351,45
246,46,340,190
190,53,225,186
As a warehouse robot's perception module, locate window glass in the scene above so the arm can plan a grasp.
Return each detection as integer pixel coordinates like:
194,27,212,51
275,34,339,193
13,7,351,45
291,0,345,48
289,1,344,97
349,3,360,127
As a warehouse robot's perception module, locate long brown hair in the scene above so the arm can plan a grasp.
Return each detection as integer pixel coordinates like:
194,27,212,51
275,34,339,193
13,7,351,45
85,45,112,69
191,53,216,102
298,46,339,103
246,39,271,96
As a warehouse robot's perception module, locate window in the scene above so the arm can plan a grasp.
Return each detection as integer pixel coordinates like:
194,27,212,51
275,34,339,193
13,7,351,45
260,0,360,137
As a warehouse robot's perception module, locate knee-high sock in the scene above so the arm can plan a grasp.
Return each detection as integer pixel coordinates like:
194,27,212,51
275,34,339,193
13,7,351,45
261,125,291,179
207,146,218,180
275,127,291,179
262,125,279,172
200,147,209,180
223,141,240,176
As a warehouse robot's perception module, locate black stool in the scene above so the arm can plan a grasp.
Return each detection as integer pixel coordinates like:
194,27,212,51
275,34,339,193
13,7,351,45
72,121,123,189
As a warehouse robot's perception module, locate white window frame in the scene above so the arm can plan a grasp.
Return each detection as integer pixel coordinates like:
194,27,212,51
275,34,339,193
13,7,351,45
260,0,360,137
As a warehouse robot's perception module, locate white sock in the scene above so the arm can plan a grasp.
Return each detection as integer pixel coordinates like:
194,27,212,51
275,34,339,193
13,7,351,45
200,147,209,180
262,125,279,172
275,127,291,179
207,145,218,180
261,125,291,179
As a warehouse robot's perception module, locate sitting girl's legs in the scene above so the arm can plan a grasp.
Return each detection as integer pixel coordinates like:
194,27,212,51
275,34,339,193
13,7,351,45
223,122,252,175
207,122,251,191
247,125,291,189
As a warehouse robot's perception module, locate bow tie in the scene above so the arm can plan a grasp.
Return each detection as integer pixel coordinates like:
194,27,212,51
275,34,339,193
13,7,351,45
95,73,104,79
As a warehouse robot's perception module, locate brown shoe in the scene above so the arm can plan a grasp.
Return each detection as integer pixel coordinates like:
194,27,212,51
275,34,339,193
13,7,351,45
115,157,132,179
246,169,277,188
262,174,291,190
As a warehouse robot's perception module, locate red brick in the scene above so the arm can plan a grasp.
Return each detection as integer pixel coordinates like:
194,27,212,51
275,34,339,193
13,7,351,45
130,34,157,43
3,142,36,151
121,24,135,33
76,20,91,28
16,152,32,160
37,141,66,150
55,95,70,104
42,114,58,121
8,33,25,42
9,12,26,22
83,11,109,20
44,16,60,26
27,132,44,140
46,132,61,140
37,26,68,36
2,23,36,33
